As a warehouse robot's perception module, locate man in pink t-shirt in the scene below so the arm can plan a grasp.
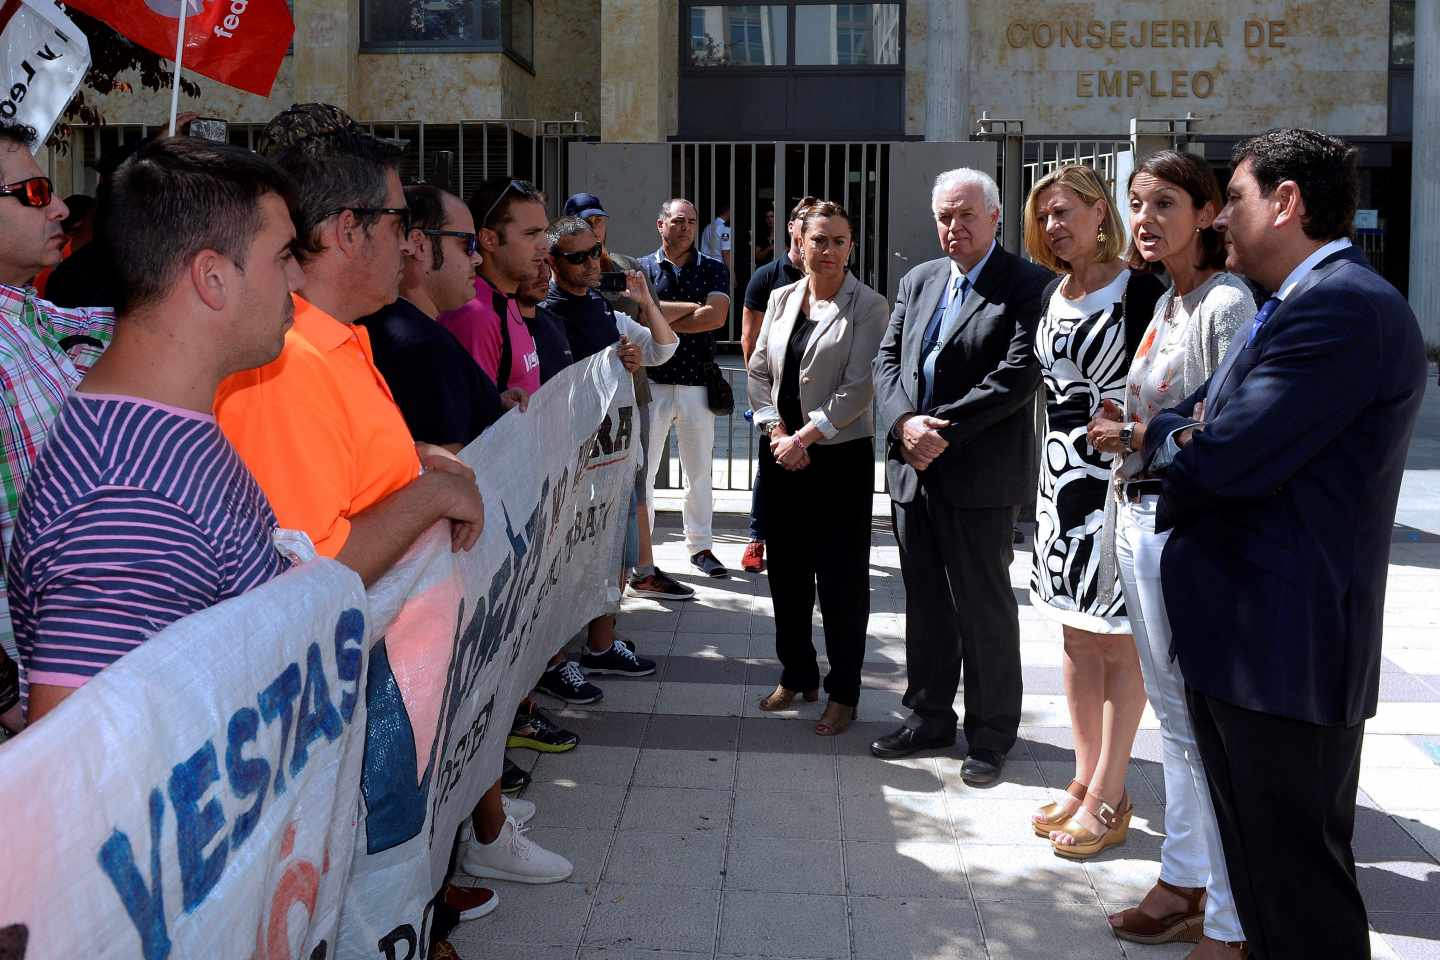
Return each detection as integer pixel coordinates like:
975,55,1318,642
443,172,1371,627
439,179,548,394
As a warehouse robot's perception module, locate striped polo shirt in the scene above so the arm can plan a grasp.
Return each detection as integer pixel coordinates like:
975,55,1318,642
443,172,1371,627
8,393,289,705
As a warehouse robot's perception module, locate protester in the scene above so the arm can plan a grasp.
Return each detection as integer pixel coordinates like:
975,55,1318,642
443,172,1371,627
1139,129,1426,959
739,196,816,574
10,136,303,723
641,199,731,577
747,200,886,737
0,120,115,733
439,178,548,396
514,261,574,382
699,202,733,279
566,192,695,602
870,168,1050,787
1083,151,1254,956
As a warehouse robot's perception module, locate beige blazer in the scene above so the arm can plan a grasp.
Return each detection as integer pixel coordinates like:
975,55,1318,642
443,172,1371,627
746,271,889,445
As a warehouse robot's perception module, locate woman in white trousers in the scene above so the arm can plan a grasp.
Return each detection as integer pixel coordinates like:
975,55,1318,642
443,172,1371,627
1087,150,1257,960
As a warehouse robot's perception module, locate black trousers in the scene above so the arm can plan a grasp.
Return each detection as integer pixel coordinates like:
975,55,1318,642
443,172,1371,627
1187,688,1369,960
765,437,873,706
748,434,769,541
892,492,1021,753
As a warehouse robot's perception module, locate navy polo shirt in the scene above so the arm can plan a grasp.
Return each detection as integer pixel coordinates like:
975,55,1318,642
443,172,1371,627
743,253,804,312
639,245,729,386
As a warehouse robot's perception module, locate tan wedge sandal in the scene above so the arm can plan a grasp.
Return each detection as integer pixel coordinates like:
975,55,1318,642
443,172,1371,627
815,701,854,736
1051,792,1131,861
1032,779,1087,838
758,684,819,712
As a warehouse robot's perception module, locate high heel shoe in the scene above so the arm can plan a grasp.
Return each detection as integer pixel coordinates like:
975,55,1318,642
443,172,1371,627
814,701,854,736
1032,779,1086,838
1051,791,1131,861
1108,878,1206,944
758,684,819,712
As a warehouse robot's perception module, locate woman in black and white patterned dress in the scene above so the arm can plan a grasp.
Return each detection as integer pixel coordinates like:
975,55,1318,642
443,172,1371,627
1022,164,1164,861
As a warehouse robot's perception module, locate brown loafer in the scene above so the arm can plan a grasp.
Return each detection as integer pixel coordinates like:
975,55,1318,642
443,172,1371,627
1109,878,1206,944
1033,778,1086,838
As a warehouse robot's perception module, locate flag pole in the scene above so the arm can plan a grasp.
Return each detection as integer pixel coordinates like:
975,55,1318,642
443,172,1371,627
167,0,190,136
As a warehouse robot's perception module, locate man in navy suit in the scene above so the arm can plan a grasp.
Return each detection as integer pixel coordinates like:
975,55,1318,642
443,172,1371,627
1140,129,1427,959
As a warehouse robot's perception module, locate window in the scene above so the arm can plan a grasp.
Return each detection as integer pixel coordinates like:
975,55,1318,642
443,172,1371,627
360,0,533,65
688,5,788,66
683,1,901,69
1391,0,1415,67
795,3,901,65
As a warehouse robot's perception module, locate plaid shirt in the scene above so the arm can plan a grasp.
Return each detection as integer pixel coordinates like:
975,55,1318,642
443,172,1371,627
0,283,113,668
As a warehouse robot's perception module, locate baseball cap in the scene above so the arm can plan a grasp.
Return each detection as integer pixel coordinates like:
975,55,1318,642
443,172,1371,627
254,102,408,160
564,192,608,219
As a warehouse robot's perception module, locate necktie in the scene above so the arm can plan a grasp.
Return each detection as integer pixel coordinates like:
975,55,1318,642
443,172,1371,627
1246,297,1280,347
919,275,968,409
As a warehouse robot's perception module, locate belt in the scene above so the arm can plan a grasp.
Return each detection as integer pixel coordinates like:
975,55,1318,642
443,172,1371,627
1120,478,1163,503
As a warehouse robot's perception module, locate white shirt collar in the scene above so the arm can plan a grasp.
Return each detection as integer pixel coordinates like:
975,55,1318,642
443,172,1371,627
949,239,997,293
1275,238,1352,301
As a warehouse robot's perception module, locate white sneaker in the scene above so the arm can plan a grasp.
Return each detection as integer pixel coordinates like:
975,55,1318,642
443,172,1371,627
501,795,536,826
458,816,573,884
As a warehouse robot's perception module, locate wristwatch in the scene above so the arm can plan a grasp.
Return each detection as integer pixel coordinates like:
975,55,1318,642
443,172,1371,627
1119,423,1135,453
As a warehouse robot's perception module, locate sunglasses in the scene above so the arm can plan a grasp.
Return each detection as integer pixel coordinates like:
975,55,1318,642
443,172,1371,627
0,176,54,208
478,179,538,232
555,242,603,265
324,206,414,234
423,229,480,257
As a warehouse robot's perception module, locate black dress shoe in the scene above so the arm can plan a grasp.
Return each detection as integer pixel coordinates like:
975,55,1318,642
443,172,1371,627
960,749,1006,786
870,724,957,759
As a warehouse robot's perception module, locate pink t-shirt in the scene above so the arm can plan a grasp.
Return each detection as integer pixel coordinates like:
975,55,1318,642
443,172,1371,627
438,275,542,394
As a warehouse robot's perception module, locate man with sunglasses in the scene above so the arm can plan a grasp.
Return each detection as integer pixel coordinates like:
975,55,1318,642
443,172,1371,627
0,121,116,732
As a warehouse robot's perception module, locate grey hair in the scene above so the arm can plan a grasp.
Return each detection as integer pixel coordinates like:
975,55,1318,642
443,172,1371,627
658,198,697,220
931,168,1001,215
546,214,594,250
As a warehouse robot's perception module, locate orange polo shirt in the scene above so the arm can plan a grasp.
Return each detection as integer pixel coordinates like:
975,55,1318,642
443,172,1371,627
215,294,421,558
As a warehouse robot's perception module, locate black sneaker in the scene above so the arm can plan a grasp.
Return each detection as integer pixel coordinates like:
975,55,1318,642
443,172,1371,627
508,703,580,752
690,549,728,578
500,756,531,795
628,568,696,600
580,639,657,677
535,660,604,704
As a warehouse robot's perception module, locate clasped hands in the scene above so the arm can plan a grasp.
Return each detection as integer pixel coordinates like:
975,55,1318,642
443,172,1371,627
1086,398,1206,456
900,414,950,471
769,425,811,471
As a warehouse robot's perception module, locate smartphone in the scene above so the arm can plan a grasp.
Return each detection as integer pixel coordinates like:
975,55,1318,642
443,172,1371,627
190,117,228,142
598,272,628,293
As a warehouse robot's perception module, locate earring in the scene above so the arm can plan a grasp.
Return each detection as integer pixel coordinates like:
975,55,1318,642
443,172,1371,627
1096,228,1107,246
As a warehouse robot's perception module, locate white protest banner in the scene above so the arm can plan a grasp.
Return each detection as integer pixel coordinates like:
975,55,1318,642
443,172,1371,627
0,558,372,960
0,0,91,148
337,349,638,959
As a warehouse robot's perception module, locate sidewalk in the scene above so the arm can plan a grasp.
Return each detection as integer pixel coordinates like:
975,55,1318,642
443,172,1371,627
451,379,1440,960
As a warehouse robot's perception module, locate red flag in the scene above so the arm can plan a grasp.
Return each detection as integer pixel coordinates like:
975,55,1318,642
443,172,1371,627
68,0,293,97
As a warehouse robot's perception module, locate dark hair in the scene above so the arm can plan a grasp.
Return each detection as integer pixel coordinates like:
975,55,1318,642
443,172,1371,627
1124,151,1227,273
0,121,37,150
404,183,452,270
1230,128,1358,242
468,177,544,240
267,128,401,260
546,214,594,252
99,136,300,313
798,199,854,236
788,195,819,223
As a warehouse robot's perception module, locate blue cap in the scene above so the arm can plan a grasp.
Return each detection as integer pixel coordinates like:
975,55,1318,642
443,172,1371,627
564,192,608,219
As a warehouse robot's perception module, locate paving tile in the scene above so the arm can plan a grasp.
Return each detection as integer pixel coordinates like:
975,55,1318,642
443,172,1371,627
452,880,594,947
644,713,740,751
603,828,728,889
949,797,1052,846
718,891,851,959
732,788,843,841
977,900,1125,959
1359,859,1440,915
1391,809,1440,863
579,950,710,960
584,881,721,953
841,791,954,842
516,824,614,885
530,745,640,787
549,710,649,748
448,942,575,960
1354,808,1436,862
521,782,627,831
725,835,846,895
583,679,661,714
739,716,838,756
662,654,750,684
620,629,679,658
672,631,754,659
936,754,1051,801
735,750,837,790
843,839,970,899
963,844,1099,904
656,681,746,717
837,754,944,796
1362,768,1440,812
621,785,732,835
849,896,986,960
1376,913,1440,959
678,609,753,635
634,746,737,790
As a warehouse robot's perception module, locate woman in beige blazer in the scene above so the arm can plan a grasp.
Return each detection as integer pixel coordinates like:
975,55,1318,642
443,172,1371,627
746,200,889,736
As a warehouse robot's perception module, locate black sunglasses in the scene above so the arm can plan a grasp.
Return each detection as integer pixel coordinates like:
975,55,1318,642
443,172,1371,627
423,229,479,257
324,206,413,234
555,242,603,265
0,176,54,208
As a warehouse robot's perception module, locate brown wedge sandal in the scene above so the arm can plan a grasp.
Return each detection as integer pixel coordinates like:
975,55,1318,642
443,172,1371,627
815,701,854,736
758,684,819,712
1032,779,1087,838
1108,878,1206,944
1051,791,1131,861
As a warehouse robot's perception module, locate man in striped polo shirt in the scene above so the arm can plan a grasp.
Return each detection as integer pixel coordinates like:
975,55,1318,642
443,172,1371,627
8,137,305,722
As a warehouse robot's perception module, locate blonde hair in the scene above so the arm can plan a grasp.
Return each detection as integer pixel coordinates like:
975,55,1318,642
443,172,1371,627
1022,164,1126,273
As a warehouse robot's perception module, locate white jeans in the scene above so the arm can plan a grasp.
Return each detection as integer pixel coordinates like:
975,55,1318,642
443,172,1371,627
1116,494,1244,943
645,384,714,555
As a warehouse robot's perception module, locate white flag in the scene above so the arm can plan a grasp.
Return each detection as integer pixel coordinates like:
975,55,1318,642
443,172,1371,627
0,0,91,150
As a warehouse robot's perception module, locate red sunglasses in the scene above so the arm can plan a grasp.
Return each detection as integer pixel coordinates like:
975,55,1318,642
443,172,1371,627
0,176,54,208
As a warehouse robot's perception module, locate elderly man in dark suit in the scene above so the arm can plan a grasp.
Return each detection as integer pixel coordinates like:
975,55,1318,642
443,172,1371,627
871,168,1052,785
1137,129,1426,960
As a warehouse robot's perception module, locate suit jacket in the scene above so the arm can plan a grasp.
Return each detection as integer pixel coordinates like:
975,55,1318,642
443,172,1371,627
746,272,889,444
872,247,1052,506
1142,247,1427,725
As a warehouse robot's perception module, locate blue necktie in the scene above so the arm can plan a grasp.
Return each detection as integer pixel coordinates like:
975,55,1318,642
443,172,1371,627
1246,297,1280,347
919,275,968,409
